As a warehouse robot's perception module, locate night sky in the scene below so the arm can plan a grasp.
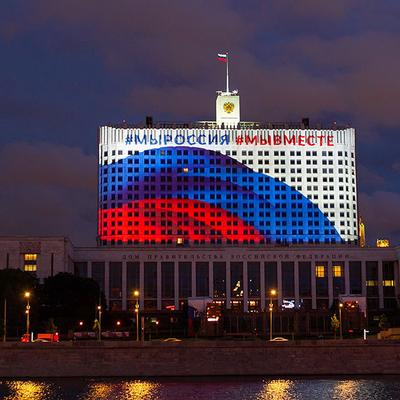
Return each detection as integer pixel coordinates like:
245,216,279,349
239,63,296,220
0,1,399,246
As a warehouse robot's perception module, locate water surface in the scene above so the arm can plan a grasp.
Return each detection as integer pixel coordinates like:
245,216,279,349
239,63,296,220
0,377,399,400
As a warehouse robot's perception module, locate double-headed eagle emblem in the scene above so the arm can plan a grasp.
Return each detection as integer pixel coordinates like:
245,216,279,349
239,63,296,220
223,102,235,114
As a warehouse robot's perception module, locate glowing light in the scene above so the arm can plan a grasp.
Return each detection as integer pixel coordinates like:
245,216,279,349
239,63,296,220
123,380,160,400
84,383,115,400
376,239,390,248
23,254,37,272
332,265,342,277
315,265,325,278
259,379,294,400
334,380,361,399
5,381,52,400
383,280,395,287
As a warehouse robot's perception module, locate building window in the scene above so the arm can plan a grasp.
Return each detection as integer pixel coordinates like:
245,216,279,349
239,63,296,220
366,280,378,286
383,280,395,287
23,253,37,272
315,265,325,278
332,265,342,277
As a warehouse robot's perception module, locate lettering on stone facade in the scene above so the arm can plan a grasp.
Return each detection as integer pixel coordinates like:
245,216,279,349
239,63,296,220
122,252,351,261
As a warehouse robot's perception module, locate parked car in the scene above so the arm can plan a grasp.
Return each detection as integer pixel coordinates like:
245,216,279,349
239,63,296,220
20,332,59,343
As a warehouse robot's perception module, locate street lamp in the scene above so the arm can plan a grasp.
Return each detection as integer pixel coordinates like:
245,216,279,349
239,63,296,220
339,302,343,340
134,290,140,341
269,289,277,341
24,291,31,341
97,305,102,341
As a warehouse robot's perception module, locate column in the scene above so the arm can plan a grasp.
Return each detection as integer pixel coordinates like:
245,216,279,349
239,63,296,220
191,262,196,297
344,260,350,295
122,261,127,311
105,261,110,308
243,262,248,312
294,261,300,308
174,261,179,310
87,261,92,279
311,261,317,309
277,261,283,307
260,262,266,311
157,261,162,310
139,262,144,309
394,261,400,300
226,262,231,309
328,260,333,308
361,260,367,297
209,262,213,299
378,260,384,309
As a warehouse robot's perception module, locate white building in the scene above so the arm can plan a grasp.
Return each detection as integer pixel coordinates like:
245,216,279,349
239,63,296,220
98,88,357,246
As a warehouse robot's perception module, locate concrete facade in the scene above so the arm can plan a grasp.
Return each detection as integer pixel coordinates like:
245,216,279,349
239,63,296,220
0,236,399,315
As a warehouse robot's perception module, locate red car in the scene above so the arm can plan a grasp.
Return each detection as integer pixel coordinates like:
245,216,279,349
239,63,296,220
20,332,59,342
20,333,30,342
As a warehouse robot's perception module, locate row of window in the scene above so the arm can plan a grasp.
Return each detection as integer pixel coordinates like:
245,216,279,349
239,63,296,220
74,260,394,306
102,238,344,245
23,253,37,272
103,149,355,158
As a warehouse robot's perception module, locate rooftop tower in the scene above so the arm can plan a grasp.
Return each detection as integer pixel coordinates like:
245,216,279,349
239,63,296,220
215,53,240,127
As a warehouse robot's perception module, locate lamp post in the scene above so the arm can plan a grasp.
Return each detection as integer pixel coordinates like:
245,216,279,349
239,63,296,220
24,292,31,341
97,305,102,341
3,298,6,342
269,289,277,341
134,290,140,341
339,302,343,340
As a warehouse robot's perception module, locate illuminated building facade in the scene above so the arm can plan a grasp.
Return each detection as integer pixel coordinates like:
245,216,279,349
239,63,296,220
98,88,357,246
2,70,397,335
0,236,399,317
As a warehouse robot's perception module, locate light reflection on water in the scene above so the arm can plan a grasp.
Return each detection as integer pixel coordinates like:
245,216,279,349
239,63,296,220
0,378,400,400
2,381,52,400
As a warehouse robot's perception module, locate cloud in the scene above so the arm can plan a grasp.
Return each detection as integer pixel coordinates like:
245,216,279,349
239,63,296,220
0,143,97,245
0,0,400,245
359,191,400,245
357,164,386,193
3,1,400,128
392,162,400,174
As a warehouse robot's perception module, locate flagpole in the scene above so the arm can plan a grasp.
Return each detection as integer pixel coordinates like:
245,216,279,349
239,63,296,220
226,53,229,93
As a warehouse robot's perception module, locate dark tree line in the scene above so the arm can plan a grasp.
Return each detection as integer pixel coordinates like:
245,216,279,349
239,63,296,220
0,270,105,337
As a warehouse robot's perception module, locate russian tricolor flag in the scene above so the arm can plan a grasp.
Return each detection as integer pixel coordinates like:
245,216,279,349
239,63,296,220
217,53,228,63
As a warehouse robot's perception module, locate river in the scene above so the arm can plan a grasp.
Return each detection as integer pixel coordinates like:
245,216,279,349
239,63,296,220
0,377,399,399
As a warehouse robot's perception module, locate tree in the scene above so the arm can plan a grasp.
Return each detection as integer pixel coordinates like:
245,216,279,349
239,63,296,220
331,313,340,339
0,269,38,337
378,314,389,331
39,273,105,333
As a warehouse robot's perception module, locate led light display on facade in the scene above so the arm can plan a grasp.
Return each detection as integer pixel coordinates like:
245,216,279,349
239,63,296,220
98,127,358,246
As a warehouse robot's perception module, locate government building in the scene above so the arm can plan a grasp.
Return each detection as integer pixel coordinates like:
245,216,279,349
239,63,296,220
0,71,398,335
